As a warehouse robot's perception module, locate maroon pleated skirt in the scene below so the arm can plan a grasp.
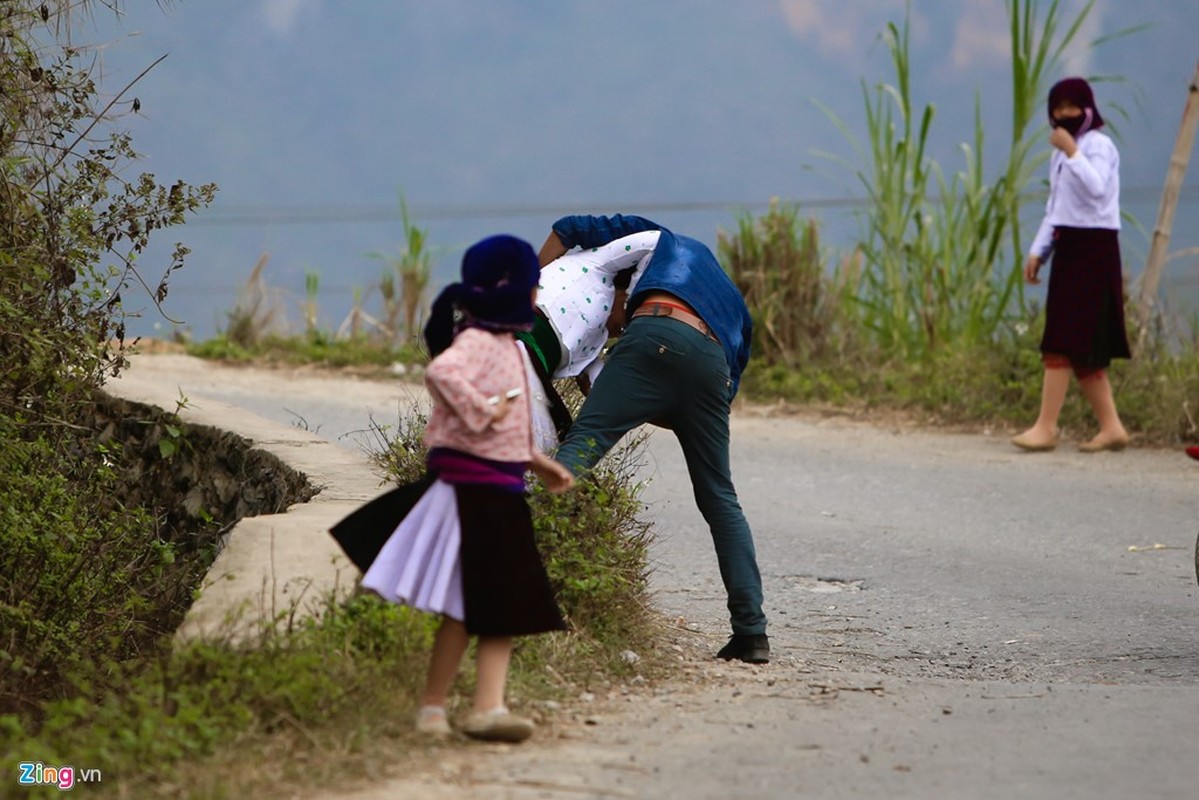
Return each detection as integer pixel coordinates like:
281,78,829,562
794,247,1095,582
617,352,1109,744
455,484,566,637
1041,226,1131,368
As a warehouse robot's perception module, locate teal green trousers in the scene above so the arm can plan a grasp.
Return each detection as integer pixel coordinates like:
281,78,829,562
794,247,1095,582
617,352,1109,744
556,316,766,635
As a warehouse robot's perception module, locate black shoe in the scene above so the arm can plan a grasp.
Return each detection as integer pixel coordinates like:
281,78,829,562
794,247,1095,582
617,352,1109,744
716,633,770,664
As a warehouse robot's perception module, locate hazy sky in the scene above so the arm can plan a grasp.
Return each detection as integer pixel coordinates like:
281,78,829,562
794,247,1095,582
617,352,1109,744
78,1,1199,338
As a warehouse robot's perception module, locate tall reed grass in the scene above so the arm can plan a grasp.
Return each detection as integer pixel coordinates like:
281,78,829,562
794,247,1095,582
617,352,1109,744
807,0,1100,359
368,195,432,345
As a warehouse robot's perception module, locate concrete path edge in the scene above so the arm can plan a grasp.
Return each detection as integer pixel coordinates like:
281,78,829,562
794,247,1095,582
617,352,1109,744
105,369,380,643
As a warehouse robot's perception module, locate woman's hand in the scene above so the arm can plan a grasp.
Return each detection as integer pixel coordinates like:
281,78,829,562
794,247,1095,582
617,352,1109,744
1024,254,1043,285
530,452,574,494
1049,127,1077,157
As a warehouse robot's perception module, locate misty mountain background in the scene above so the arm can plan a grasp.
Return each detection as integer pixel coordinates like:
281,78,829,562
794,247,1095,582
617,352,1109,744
82,1,1199,340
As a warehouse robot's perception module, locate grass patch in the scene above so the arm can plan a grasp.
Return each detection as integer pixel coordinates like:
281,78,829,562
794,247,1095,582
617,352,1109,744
5,597,437,798
740,331,1199,445
187,332,424,370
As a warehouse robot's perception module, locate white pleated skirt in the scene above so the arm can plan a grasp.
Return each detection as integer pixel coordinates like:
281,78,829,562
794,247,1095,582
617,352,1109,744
359,479,464,621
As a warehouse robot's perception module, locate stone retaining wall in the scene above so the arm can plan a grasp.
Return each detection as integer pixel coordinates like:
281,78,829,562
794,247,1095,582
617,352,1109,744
94,393,317,536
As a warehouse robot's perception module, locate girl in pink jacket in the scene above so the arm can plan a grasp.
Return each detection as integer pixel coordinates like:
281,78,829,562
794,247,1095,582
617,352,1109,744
334,235,572,743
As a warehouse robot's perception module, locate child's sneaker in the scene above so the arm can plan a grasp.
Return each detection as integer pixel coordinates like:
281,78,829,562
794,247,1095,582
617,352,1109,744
462,707,534,743
414,705,452,737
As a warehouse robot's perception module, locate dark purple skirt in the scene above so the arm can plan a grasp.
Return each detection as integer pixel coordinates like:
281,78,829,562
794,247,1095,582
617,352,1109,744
1041,226,1131,368
455,484,566,637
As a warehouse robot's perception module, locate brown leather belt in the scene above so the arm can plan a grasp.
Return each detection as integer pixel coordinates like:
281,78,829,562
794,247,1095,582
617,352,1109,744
630,301,718,342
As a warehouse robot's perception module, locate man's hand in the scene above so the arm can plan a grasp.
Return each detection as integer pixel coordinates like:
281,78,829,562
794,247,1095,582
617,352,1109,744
605,288,629,338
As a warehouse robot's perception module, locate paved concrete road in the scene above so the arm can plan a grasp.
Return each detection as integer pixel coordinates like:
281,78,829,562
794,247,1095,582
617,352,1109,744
122,355,1199,799
665,412,1198,688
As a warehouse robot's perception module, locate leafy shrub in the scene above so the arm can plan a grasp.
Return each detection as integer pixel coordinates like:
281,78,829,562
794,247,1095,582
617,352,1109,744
0,5,215,439
529,449,653,643
0,414,208,718
2,0,219,715
720,200,850,365
365,404,432,483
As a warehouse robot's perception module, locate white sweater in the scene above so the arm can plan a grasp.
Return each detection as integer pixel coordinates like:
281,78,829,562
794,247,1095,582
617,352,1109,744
1029,129,1121,260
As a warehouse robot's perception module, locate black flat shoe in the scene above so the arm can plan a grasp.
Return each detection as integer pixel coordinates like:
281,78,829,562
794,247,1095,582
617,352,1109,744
716,633,770,664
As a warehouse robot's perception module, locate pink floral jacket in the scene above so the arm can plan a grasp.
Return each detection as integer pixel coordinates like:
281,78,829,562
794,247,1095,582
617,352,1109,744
422,327,533,464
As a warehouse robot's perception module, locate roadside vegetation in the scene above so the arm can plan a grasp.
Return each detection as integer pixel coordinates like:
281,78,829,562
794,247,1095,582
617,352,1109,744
186,195,433,371
5,1,1197,799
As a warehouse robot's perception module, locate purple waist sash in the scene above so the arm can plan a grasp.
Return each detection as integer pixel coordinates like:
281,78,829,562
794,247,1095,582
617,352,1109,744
427,447,527,492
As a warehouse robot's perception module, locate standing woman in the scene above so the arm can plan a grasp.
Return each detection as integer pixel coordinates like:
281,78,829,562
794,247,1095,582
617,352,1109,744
1012,77,1131,453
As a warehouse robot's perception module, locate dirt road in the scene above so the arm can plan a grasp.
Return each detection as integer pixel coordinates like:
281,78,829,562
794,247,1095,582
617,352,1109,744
123,355,1199,799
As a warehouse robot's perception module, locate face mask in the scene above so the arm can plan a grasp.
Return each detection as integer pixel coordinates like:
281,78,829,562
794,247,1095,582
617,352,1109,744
1054,108,1092,138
